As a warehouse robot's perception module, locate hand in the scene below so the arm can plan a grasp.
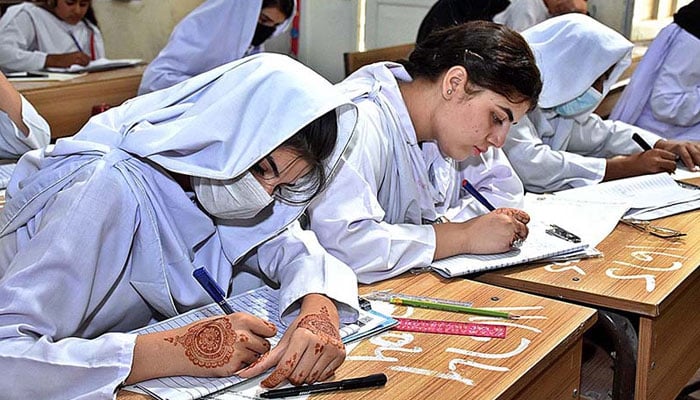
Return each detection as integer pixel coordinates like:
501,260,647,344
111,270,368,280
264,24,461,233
655,140,700,171
435,208,530,257
238,294,345,387
544,0,588,15
126,313,276,384
44,51,91,68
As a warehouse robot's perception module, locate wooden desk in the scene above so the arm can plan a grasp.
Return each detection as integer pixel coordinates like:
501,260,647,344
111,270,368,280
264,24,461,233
120,274,596,399
11,66,145,140
478,205,700,400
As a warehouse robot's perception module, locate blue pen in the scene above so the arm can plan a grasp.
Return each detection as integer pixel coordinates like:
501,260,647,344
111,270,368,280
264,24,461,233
193,266,234,314
68,31,84,53
461,179,495,211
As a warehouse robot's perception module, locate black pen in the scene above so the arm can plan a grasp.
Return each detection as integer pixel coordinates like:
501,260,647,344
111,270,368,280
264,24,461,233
632,133,652,151
259,373,387,398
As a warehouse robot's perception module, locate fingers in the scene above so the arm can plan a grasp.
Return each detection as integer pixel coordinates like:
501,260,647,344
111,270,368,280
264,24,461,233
494,208,530,224
236,347,281,378
231,313,278,338
261,345,304,388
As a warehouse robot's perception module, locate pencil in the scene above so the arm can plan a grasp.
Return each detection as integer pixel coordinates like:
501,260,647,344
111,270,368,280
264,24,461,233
389,297,518,319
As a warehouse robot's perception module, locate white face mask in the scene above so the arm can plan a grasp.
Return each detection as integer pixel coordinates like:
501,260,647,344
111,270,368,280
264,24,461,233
192,172,273,220
553,87,603,118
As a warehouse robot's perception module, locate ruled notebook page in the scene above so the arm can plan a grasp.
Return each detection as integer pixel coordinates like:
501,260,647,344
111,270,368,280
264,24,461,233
430,221,588,278
128,286,284,400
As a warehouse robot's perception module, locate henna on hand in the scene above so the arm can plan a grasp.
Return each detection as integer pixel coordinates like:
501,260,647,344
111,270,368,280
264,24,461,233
164,317,238,369
296,307,344,351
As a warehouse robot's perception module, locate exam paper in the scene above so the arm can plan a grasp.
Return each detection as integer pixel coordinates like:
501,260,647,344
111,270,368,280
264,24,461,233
554,173,700,210
45,58,142,73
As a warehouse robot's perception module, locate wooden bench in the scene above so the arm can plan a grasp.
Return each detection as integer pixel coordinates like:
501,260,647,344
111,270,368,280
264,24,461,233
344,43,415,77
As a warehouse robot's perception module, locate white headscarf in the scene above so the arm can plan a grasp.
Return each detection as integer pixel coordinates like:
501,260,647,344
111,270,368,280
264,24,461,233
138,0,296,94
4,53,356,264
522,13,633,109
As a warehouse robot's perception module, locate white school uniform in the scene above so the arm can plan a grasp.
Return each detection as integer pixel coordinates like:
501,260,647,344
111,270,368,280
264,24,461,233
611,24,700,141
493,0,549,32
0,53,358,399
138,0,295,95
502,14,663,193
0,2,105,72
0,95,50,158
307,62,524,284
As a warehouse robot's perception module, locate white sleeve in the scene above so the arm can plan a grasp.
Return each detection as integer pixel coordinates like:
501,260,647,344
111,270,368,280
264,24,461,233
648,32,700,127
0,96,50,158
503,114,606,193
307,154,435,284
255,221,360,325
0,10,47,72
0,172,143,399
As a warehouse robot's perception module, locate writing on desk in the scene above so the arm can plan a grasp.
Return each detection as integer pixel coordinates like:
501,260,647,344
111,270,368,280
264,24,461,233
345,304,545,387
542,244,686,292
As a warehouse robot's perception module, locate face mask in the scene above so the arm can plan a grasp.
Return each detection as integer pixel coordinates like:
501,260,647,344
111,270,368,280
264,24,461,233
192,172,273,220
553,87,603,118
251,23,276,46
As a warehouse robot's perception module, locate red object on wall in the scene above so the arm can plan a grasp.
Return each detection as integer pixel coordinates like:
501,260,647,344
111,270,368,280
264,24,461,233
290,0,300,56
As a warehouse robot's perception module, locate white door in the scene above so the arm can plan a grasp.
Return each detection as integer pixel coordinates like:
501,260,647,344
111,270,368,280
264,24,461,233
298,0,359,83
364,0,433,49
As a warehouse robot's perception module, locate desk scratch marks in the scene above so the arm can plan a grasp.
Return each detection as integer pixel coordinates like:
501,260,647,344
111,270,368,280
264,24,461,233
606,245,688,292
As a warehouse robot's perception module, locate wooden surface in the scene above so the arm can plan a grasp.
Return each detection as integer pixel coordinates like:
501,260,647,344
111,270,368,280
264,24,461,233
344,43,415,77
11,65,145,140
120,274,596,399
478,188,700,400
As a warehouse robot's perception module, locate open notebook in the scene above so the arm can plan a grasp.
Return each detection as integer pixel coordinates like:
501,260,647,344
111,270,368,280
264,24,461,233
124,286,396,400
45,58,142,73
430,221,588,278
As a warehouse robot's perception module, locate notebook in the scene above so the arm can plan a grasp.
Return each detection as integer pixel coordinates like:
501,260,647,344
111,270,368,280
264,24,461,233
429,221,589,278
45,58,142,73
124,286,396,400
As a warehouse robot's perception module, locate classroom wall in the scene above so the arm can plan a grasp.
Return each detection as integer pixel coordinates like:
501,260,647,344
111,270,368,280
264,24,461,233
91,0,204,61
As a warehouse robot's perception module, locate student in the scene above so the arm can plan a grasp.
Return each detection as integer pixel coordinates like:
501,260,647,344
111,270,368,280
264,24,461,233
417,0,587,42
138,0,295,95
493,0,587,32
305,21,541,283
416,0,510,42
0,72,50,158
0,0,105,72
611,0,700,141
502,14,700,194
0,53,359,397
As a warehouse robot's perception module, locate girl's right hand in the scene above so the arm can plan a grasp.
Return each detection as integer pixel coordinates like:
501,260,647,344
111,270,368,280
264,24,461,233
45,51,91,68
126,313,277,384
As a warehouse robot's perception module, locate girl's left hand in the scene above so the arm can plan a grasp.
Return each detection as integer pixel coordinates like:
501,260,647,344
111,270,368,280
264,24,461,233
236,294,345,387
655,140,700,171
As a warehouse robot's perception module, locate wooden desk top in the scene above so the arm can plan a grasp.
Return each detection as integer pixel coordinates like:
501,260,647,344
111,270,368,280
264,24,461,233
12,66,145,139
119,274,596,400
478,195,700,318
10,65,146,92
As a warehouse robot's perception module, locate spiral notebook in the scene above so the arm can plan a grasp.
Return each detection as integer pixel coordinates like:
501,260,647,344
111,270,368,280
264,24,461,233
123,286,396,400
430,221,589,278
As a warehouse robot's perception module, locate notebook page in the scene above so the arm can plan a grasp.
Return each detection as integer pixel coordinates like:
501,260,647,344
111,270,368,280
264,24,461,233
130,286,284,400
555,173,700,210
430,221,588,278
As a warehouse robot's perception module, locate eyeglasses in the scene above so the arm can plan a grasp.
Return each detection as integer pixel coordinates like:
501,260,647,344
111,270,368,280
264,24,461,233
620,218,686,239
250,155,320,204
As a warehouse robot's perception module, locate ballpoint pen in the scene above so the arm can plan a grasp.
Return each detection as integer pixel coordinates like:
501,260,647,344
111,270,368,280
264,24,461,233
462,179,495,211
193,266,234,314
259,373,387,398
632,133,652,151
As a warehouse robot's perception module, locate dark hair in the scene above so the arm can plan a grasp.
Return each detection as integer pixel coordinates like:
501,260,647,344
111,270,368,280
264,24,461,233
262,0,294,19
41,0,99,26
416,0,510,43
403,21,542,110
275,108,337,204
